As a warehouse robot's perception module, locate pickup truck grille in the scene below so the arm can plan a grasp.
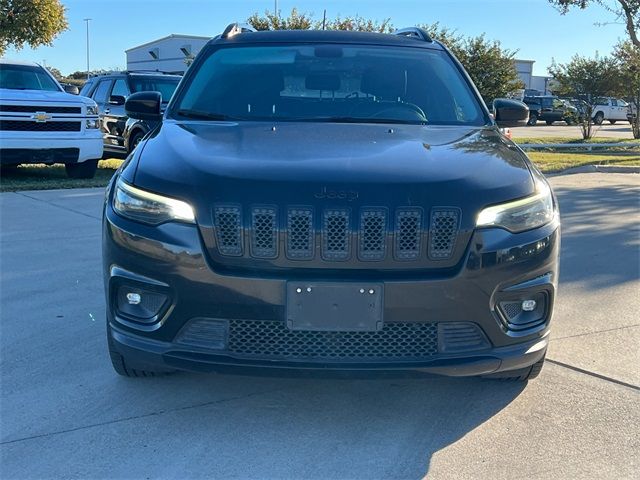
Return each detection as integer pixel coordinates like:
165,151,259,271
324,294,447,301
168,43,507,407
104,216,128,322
0,120,81,132
211,204,461,264
0,104,82,114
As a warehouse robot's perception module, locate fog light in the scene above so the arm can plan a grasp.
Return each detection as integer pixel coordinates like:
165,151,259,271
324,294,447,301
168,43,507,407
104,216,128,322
521,300,537,311
126,292,142,305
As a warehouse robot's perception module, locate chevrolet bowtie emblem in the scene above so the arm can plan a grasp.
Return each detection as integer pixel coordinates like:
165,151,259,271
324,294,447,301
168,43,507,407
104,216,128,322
32,112,52,123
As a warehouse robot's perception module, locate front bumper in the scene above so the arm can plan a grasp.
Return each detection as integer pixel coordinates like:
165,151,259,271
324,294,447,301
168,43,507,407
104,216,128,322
0,132,103,164
103,200,560,377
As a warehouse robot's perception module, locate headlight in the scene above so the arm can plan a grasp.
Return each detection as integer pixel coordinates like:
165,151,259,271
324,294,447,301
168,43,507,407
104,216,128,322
85,119,100,129
86,105,98,116
113,177,195,225
476,182,554,233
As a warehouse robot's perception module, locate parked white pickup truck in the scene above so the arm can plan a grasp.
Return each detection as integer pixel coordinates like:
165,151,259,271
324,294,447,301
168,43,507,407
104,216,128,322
0,59,103,178
591,97,630,125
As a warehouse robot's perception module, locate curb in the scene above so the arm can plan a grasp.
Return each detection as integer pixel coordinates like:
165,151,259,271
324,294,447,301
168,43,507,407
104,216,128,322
550,165,640,176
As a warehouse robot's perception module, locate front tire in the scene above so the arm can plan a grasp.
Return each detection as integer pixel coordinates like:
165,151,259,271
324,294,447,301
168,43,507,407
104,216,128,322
107,326,173,377
527,112,538,126
483,354,546,382
127,130,145,154
593,112,605,125
65,159,98,179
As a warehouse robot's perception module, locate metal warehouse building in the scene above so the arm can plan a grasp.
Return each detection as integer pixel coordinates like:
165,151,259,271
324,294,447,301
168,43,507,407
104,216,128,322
126,34,211,74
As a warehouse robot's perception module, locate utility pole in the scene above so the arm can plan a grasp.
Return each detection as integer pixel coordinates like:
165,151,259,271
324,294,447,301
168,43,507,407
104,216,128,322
274,0,278,17
83,18,91,79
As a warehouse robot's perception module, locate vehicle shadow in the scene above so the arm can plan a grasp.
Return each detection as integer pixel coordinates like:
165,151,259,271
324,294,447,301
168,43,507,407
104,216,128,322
554,183,640,290
108,371,525,478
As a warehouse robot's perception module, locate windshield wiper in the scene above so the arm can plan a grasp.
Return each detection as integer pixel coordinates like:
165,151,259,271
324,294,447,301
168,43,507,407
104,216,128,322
175,109,239,121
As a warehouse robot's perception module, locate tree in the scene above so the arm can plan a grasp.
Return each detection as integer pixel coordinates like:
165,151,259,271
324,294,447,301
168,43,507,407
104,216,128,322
247,8,392,32
421,23,523,102
248,8,314,31
46,66,62,80
549,53,621,138
549,0,640,48
0,0,68,55
614,40,640,137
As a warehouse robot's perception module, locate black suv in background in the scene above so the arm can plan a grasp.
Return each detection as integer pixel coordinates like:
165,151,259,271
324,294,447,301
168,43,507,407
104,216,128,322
523,95,578,126
80,71,181,157
104,25,559,382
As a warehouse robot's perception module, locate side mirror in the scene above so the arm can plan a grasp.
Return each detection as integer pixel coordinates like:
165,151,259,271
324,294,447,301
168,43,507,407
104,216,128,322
493,98,529,127
63,84,79,95
109,95,126,106
125,91,162,120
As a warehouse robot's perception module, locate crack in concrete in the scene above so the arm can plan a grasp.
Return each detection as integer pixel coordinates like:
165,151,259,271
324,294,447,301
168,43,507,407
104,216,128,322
14,191,102,221
550,324,640,342
546,358,640,391
0,386,291,447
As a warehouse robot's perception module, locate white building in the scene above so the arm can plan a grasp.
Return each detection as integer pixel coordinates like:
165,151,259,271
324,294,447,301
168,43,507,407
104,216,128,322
126,34,211,74
514,59,554,96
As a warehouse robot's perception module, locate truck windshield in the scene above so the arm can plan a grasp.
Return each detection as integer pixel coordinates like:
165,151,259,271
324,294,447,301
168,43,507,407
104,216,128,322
172,44,486,126
0,64,60,92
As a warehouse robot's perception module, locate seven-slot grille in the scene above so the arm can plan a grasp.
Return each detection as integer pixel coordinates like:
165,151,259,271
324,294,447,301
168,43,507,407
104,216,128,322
212,205,461,262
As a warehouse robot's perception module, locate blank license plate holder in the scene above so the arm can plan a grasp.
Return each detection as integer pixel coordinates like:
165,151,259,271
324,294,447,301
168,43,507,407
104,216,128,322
286,282,383,332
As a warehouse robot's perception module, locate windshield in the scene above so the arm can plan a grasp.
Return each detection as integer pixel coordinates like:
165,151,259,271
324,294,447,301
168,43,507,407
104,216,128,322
0,64,61,91
172,44,486,125
129,76,180,103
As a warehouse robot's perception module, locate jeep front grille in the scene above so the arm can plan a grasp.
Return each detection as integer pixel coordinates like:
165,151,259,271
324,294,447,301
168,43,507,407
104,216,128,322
322,209,351,260
211,204,461,264
429,209,461,259
286,207,314,260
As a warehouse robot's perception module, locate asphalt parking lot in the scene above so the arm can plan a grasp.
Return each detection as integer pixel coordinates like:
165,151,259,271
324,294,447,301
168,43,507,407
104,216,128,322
510,123,635,139
1,173,638,479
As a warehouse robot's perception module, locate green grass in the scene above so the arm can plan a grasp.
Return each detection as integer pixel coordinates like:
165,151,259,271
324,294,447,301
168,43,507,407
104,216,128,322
1,152,638,192
0,159,123,192
527,151,640,173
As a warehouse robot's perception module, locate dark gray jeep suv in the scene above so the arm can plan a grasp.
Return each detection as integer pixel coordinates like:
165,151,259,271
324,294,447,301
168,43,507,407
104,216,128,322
103,25,560,381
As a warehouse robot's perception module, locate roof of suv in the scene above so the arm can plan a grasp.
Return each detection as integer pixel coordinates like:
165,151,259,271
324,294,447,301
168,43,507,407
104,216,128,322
210,29,445,50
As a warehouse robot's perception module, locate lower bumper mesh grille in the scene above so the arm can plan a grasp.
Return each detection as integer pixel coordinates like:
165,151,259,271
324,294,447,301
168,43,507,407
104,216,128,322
176,319,439,361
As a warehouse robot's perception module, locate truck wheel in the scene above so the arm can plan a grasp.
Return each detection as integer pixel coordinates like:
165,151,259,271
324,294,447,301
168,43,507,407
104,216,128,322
483,354,546,382
107,326,173,378
65,160,98,179
527,112,538,126
609,120,617,125
593,112,604,125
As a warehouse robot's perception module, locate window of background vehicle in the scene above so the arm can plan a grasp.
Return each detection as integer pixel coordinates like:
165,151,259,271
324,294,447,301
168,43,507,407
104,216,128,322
79,80,95,97
173,44,486,125
0,64,60,91
611,99,618,106
93,80,113,104
129,76,180,102
111,78,130,98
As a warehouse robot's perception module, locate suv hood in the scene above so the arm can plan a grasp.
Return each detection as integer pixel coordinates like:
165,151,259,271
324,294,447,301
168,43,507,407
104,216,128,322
134,121,534,209
0,88,93,105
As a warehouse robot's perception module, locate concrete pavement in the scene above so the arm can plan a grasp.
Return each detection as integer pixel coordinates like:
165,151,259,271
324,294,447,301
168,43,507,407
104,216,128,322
1,174,638,479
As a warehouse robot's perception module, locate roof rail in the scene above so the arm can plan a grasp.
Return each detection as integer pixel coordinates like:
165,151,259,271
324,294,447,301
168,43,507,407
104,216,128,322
393,27,433,43
221,23,256,39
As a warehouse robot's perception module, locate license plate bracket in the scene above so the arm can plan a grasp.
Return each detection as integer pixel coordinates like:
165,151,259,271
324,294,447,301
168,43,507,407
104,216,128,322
286,282,383,332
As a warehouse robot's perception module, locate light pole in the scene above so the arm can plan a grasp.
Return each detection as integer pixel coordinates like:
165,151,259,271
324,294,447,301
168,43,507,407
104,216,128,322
83,18,91,79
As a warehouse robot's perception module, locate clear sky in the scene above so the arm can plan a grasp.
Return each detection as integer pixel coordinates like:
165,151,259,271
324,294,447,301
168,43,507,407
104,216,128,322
4,0,627,76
